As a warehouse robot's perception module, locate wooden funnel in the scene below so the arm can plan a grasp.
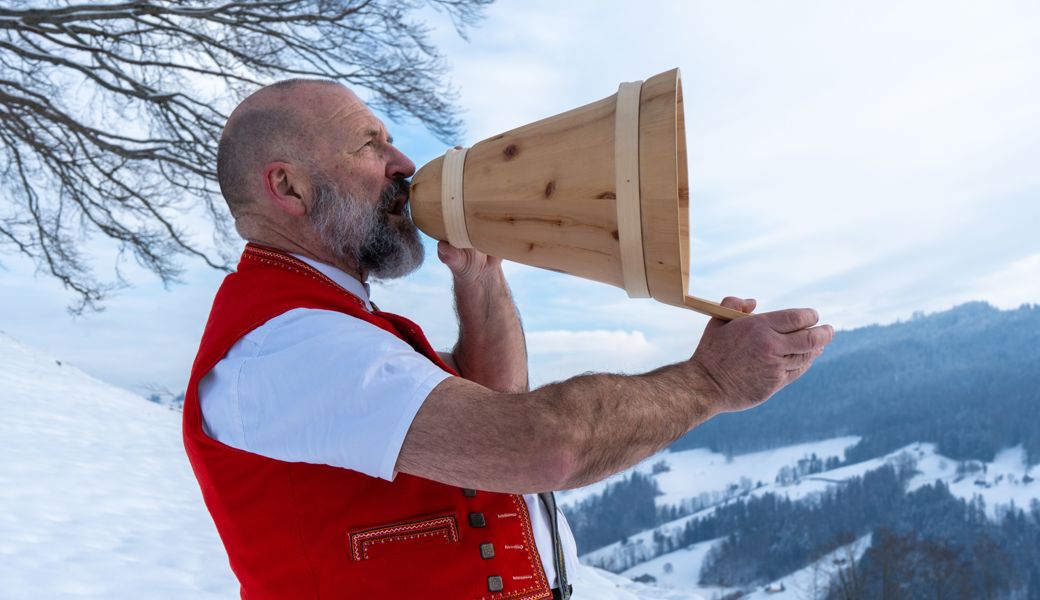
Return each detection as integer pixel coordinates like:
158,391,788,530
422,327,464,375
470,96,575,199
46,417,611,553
409,68,746,321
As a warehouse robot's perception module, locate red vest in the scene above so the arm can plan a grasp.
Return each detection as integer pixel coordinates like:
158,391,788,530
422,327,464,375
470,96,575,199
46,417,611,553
183,243,552,600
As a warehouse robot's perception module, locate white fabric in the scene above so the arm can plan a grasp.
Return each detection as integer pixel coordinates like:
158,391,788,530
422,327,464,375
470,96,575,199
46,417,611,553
199,308,447,480
292,254,374,311
198,257,578,588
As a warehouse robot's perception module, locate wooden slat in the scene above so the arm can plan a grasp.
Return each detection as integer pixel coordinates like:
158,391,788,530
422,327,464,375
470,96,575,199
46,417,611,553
615,81,651,298
440,147,473,248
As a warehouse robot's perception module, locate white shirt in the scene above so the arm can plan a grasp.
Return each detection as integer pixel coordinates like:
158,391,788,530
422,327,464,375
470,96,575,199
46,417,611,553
199,254,579,588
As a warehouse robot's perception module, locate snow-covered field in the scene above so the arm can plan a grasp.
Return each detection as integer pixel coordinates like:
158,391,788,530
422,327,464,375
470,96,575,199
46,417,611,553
619,534,874,600
741,535,873,600
573,438,875,573
568,437,1039,596
907,444,1039,517
621,539,733,600
0,332,237,599
558,437,861,511
0,332,700,599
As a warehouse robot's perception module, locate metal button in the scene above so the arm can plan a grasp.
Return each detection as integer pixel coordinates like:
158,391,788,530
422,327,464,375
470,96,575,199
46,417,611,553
480,542,495,559
469,512,486,528
462,488,477,497
487,575,504,592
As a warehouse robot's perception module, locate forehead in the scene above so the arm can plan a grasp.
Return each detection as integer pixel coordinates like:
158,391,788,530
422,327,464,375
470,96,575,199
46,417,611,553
320,88,387,140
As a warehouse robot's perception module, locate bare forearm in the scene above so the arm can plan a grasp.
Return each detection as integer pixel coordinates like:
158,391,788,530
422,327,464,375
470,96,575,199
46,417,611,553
399,362,718,494
533,362,719,489
451,267,528,392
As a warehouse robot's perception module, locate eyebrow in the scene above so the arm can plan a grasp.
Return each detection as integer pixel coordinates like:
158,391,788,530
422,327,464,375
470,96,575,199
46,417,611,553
364,128,394,144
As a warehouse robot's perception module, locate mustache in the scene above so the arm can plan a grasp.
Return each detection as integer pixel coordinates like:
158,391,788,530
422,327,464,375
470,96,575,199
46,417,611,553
379,177,410,209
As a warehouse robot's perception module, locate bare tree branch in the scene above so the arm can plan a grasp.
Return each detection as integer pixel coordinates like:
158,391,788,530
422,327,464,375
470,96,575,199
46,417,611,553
0,0,491,311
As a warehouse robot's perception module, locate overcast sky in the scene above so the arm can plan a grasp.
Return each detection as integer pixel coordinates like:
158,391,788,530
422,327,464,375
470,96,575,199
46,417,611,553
1,0,1037,394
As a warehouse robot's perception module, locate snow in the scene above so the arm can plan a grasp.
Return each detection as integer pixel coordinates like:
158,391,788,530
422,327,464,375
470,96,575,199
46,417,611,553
576,440,1040,596
558,437,861,510
742,535,872,600
0,332,237,599
649,438,860,508
573,567,706,600
576,438,869,574
571,437,865,572
0,331,699,599
906,444,1040,517
621,539,736,600
614,534,872,600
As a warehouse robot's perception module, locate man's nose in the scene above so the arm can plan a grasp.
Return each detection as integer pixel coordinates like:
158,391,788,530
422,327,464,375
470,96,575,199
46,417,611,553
386,146,416,179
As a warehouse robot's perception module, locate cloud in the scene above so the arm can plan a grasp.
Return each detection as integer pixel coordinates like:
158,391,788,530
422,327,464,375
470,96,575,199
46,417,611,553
953,253,1040,311
425,0,1040,333
528,329,651,355
527,329,662,386
3,1,1039,392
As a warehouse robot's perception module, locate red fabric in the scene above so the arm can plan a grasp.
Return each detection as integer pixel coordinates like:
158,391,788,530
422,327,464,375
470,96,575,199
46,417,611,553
183,243,551,600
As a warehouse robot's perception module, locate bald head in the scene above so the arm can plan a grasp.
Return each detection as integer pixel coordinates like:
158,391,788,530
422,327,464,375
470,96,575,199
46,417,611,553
216,79,352,218
214,78,419,279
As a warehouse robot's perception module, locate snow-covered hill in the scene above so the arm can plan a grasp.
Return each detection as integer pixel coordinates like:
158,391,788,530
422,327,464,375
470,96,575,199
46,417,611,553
0,331,236,599
568,439,1039,597
0,331,700,599
558,436,861,511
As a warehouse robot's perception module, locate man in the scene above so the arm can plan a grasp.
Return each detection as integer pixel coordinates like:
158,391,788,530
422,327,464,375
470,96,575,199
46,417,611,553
183,79,834,600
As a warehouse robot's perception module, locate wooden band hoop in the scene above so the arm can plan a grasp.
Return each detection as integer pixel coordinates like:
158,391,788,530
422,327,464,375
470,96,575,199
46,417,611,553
614,81,651,298
441,147,473,249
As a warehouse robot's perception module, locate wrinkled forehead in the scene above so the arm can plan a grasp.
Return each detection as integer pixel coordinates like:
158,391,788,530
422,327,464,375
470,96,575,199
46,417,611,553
312,88,387,148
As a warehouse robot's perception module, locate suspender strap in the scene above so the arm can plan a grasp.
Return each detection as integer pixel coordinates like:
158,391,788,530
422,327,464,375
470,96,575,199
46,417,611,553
538,491,571,600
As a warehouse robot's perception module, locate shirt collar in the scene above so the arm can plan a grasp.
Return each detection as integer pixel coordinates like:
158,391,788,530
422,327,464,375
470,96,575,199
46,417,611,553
290,253,373,311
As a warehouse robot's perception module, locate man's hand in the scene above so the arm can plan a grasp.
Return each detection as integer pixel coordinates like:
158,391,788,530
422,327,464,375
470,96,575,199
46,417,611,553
690,296,834,414
437,240,502,285
437,240,528,393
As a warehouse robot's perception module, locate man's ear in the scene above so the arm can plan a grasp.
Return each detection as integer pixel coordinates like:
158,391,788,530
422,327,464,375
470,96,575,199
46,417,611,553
262,162,309,217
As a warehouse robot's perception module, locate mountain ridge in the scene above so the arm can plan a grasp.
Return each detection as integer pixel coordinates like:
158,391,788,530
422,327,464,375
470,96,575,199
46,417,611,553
672,302,1040,464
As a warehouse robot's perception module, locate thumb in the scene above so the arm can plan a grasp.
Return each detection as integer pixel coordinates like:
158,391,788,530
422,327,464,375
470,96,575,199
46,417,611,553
437,241,462,269
721,296,756,314
706,297,756,330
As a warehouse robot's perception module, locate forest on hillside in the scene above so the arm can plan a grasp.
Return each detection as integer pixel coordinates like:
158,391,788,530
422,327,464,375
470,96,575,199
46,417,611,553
674,303,1040,466
566,304,1040,597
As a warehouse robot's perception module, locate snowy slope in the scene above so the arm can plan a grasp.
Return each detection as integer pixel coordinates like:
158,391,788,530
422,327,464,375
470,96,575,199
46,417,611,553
905,443,1039,516
574,440,1040,596
0,332,701,600
621,539,734,600
0,331,237,599
741,535,872,600
571,437,870,573
558,437,860,511
618,534,873,600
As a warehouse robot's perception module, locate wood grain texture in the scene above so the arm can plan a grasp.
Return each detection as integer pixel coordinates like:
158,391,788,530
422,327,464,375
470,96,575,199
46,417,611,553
615,80,651,298
409,68,746,321
410,155,448,241
441,148,473,248
684,295,750,321
638,68,686,308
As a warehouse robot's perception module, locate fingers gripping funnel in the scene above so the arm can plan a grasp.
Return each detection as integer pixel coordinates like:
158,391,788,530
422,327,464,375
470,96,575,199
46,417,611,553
409,68,747,321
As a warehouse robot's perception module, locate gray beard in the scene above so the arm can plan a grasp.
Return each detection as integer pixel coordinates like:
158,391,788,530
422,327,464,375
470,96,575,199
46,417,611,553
308,175,424,280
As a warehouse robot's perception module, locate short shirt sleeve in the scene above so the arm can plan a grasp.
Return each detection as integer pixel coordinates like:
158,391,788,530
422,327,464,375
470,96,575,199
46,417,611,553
198,308,451,481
